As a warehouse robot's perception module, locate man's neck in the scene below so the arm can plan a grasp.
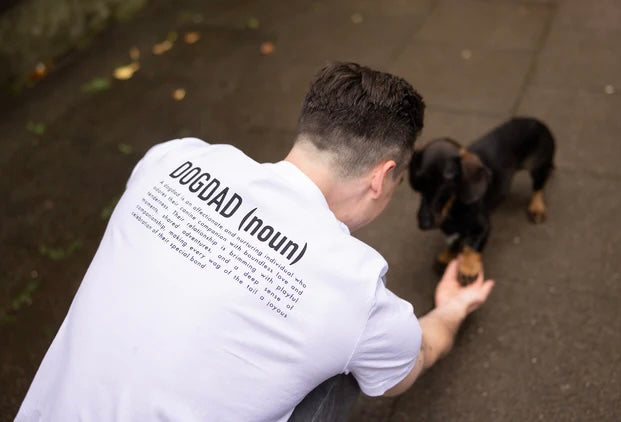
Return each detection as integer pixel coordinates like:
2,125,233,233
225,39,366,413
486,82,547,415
284,141,368,231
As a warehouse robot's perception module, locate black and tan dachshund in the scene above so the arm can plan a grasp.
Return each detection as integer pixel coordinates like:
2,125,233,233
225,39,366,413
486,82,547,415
409,117,555,284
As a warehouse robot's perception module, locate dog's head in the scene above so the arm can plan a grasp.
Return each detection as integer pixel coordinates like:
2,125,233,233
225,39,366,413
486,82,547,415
409,137,491,230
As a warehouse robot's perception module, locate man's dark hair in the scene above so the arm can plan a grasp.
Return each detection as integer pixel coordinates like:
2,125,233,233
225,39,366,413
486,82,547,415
296,62,425,178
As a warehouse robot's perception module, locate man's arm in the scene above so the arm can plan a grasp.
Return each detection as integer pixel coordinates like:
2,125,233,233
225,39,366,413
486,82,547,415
383,259,495,396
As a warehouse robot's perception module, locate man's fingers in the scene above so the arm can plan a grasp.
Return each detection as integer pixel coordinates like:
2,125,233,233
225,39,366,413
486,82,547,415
464,280,495,313
472,271,485,286
443,259,459,280
479,280,495,301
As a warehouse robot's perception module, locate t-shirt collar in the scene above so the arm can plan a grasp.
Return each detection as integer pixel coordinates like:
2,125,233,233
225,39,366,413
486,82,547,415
267,160,350,234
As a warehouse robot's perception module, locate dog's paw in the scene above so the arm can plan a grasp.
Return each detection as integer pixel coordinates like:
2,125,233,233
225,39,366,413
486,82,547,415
527,208,546,224
458,269,479,285
458,248,482,285
527,191,547,224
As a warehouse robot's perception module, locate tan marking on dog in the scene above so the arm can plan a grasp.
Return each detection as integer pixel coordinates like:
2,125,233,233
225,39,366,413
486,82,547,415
528,190,547,224
459,148,481,163
458,246,482,285
441,195,456,219
436,248,457,266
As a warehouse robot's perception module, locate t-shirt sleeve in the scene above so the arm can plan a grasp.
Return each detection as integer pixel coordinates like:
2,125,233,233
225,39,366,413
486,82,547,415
345,280,422,396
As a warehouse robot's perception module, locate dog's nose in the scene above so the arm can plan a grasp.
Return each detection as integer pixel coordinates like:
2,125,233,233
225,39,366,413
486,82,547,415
418,215,434,230
418,202,435,230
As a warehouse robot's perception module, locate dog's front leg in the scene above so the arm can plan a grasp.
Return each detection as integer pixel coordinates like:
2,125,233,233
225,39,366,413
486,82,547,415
434,233,461,273
457,215,490,285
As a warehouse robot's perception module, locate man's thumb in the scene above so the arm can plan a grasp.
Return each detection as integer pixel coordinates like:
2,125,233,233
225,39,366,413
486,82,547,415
481,280,495,300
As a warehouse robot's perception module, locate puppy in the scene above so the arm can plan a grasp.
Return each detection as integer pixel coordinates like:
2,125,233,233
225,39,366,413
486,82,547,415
409,117,555,284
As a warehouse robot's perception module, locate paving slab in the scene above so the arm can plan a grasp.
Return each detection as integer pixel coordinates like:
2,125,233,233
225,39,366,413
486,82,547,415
389,42,533,114
270,4,429,68
355,166,621,422
517,87,621,177
555,0,621,31
2,0,621,420
393,275,621,422
416,0,552,51
488,170,621,296
530,24,621,91
420,109,506,143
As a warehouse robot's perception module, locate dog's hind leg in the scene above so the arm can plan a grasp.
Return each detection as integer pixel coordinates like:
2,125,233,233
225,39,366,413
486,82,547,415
527,157,553,224
527,128,555,224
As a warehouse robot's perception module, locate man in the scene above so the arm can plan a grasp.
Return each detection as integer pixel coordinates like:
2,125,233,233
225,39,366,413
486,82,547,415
16,62,494,421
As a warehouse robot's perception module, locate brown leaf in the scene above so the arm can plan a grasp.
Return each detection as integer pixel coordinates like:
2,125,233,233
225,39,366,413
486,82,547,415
172,88,186,101
29,61,53,81
260,41,275,55
184,31,201,44
152,40,173,55
113,62,140,80
246,17,260,29
167,31,178,43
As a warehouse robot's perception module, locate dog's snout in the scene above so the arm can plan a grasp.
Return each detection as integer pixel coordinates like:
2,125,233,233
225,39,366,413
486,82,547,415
418,205,435,230
418,217,434,230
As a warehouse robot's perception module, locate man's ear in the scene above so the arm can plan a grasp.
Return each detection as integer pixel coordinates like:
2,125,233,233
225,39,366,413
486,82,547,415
370,160,397,199
458,151,491,204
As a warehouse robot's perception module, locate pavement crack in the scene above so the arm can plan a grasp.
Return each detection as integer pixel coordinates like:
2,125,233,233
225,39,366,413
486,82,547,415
510,1,559,115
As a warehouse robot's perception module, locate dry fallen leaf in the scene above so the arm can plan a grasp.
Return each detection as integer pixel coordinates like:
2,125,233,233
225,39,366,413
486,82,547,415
113,62,140,80
167,31,178,43
31,62,48,81
172,88,186,101
118,143,133,155
153,40,173,55
246,16,260,29
184,31,201,44
129,46,140,61
81,77,111,93
260,41,275,55
26,121,46,136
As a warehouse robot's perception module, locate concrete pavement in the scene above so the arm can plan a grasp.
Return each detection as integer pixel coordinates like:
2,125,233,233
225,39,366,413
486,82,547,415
1,0,619,420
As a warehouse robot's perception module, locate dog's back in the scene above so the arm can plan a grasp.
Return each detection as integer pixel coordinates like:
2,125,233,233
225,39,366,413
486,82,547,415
468,117,555,208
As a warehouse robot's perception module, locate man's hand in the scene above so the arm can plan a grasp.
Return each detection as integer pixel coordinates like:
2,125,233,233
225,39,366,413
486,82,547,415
435,258,495,315
383,259,495,397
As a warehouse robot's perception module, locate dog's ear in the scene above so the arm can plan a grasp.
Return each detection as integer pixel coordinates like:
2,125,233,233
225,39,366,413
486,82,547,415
408,149,424,188
458,150,491,204
410,148,423,171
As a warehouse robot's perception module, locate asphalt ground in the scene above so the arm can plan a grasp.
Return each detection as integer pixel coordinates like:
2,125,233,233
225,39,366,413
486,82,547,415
1,0,620,420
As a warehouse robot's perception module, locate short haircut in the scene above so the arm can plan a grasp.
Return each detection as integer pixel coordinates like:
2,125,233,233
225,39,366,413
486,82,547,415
295,62,425,178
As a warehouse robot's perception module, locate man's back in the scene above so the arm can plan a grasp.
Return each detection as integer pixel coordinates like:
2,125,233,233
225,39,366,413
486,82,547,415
16,138,419,421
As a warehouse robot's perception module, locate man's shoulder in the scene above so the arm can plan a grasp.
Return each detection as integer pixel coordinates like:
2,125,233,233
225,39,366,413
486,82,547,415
144,138,248,162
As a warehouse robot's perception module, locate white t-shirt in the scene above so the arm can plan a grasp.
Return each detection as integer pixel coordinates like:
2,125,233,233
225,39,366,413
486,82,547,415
16,138,421,422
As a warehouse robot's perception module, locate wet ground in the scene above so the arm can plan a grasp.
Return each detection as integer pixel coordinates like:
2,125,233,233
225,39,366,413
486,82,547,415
1,0,620,420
